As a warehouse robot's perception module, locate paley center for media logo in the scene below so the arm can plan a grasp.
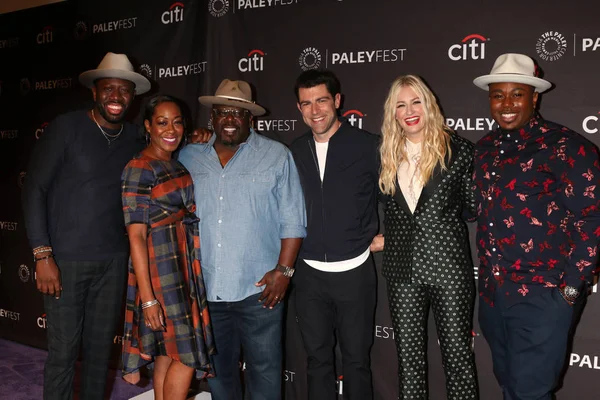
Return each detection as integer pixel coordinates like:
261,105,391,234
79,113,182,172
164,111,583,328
209,0,298,16
536,31,567,62
238,49,266,72
18,264,31,283
299,46,405,70
162,2,185,24
448,34,488,61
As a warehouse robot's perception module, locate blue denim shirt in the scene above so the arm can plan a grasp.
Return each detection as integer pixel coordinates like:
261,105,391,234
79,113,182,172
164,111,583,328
179,130,306,302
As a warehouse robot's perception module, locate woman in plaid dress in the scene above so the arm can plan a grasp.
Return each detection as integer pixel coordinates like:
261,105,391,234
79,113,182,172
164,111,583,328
120,95,214,400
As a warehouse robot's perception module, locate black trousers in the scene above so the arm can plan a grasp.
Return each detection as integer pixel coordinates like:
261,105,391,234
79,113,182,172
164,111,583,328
386,280,478,400
294,257,377,400
479,289,576,400
43,257,127,400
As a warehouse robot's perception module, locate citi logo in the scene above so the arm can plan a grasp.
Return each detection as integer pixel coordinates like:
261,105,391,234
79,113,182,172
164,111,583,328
336,376,344,395
448,34,488,61
238,49,265,72
36,122,48,139
582,37,600,52
569,353,600,369
37,26,53,44
583,112,600,134
343,109,366,130
37,313,47,328
162,2,184,24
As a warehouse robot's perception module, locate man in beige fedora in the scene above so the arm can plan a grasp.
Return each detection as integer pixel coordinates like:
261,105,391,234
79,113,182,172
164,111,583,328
178,79,306,399
472,53,600,399
22,52,150,400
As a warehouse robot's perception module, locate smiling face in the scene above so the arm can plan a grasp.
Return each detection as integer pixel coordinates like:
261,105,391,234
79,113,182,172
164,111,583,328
144,101,184,160
395,85,425,142
488,82,538,131
212,105,252,149
297,83,341,142
92,78,135,129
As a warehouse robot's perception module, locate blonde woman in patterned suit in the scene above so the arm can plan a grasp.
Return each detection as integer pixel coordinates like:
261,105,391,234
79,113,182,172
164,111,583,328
371,75,479,399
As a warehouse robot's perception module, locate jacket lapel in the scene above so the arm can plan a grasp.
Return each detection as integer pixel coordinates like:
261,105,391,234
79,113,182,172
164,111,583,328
413,136,458,213
392,179,413,215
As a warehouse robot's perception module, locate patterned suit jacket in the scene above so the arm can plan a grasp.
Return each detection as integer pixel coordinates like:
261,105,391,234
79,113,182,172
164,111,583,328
382,133,477,286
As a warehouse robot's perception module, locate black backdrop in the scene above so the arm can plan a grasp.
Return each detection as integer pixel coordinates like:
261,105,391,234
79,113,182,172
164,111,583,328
1,1,600,398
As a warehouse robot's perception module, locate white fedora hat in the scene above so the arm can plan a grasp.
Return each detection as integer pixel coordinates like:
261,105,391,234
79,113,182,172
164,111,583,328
79,52,151,94
473,53,552,93
199,79,266,116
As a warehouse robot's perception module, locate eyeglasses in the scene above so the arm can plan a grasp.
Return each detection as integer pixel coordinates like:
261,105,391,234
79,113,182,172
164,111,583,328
213,108,248,119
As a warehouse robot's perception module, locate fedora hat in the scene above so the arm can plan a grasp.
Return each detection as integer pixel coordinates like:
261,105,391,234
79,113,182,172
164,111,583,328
199,79,266,116
79,52,151,94
473,53,552,93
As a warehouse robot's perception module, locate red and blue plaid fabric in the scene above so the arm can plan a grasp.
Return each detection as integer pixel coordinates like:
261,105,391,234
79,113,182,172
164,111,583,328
120,154,214,375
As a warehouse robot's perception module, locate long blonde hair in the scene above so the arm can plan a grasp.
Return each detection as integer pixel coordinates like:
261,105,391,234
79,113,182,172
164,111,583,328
379,75,452,195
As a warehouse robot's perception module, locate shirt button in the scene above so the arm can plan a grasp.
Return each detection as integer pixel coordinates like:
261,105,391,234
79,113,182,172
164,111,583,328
491,172,496,176
219,196,223,200
506,134,511,138
221,174,225,178
500,150,505,154
487,196,492,200
218,219,222,223
489,222,494,226
217,243,221,247
492,247,496,252
494,272,500,276
515,140,518,143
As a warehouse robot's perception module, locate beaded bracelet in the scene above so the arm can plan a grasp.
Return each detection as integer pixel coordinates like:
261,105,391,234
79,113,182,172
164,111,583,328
141,299,159,309
33,246,53,256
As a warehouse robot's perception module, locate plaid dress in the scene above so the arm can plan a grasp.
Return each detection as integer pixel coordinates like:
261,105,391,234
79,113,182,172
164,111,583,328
120,154,214,375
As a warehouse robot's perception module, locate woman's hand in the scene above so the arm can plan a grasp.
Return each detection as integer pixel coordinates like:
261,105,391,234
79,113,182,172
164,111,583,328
143,301,165,331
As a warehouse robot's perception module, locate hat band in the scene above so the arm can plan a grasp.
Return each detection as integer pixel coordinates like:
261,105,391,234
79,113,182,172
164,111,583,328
216,95,255,104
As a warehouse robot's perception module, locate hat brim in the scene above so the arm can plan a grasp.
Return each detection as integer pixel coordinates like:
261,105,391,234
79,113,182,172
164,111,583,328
79,69,151,94
473,74,552,93
199,95,266,116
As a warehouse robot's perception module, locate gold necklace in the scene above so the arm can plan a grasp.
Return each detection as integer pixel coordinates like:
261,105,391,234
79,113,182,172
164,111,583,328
91,109,123,146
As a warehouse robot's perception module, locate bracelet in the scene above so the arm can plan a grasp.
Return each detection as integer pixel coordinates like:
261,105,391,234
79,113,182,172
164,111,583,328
33,246,53,256
141,299,159,309
34,254,54,262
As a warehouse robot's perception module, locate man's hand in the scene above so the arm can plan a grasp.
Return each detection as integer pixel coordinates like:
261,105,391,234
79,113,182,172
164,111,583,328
370,234,384,252
256,269,290,309
36,257,62,299
189,128,213,144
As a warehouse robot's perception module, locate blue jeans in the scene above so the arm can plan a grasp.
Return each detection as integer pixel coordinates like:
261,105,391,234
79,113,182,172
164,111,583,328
207,293,283,400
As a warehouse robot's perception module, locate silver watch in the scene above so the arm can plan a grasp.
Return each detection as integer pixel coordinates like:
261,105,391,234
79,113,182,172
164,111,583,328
562,285,580,300
276,264,295,278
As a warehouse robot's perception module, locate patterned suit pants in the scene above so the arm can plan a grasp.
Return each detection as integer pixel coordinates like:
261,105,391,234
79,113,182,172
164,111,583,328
386,280,478,400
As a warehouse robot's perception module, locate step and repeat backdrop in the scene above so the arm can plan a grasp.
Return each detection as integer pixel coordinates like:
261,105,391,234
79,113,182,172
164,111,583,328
1,0,600,398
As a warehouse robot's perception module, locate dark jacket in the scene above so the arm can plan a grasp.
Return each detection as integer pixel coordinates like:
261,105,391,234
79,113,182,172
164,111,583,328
381,133,476,286
290,121,380,262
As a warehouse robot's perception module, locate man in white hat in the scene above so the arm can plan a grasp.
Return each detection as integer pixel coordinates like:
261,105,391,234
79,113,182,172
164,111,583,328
178,79,306,399
22,52,150,400
472,53,600,399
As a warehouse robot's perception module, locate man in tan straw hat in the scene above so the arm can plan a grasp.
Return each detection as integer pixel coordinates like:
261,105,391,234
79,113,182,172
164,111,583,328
472,53,600,399
178,79,306,399
22,52,150,400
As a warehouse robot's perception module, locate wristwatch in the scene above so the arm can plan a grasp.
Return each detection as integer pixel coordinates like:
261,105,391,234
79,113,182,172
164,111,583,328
562,285,580,302
276,263,295,278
